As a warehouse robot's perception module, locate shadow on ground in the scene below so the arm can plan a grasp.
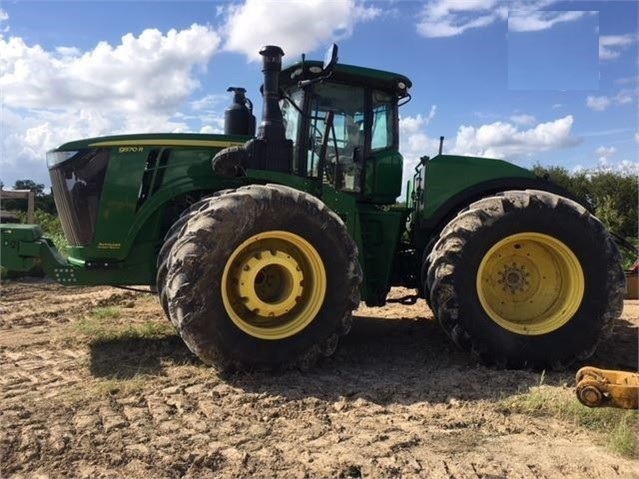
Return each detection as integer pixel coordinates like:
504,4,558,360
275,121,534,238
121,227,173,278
88,314,637,406
89,335,197,379
88,315,534,405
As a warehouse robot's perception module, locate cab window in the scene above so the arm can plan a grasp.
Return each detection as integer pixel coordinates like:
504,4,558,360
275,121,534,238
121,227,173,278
371,90,395,151
280,88,304,172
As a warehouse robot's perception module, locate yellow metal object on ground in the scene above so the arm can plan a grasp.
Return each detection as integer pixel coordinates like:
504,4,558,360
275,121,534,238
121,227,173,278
476,232,585,335
576,367,639,409
221,230,326,340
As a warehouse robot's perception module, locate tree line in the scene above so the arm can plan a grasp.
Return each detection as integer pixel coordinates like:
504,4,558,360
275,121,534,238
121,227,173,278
532,165,637,242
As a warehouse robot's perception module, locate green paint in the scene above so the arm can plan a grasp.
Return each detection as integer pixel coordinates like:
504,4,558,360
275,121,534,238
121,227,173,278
419,154,536,218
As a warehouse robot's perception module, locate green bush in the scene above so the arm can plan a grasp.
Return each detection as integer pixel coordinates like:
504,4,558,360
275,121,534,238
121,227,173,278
533,165,638,268
533,165,637,240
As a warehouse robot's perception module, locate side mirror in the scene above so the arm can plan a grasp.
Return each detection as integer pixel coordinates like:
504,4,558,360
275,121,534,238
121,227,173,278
298,44,339,88
323,44,338,73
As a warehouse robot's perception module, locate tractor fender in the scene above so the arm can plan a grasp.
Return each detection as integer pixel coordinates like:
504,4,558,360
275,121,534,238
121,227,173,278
420,176,587,235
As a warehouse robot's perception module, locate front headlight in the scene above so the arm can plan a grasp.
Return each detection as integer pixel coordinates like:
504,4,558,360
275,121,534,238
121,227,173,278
46,150,79,168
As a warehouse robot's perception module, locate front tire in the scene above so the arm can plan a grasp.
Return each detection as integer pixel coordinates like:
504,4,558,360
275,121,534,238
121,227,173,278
156,191,233,324
163,184,361,371
426,190,625,369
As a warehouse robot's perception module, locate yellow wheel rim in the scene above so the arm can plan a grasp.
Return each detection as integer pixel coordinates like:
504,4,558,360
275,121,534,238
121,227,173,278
221,231,326,340
476,232,584,335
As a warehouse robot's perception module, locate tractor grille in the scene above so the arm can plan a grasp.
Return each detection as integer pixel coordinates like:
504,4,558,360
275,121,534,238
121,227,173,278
49,149,110,246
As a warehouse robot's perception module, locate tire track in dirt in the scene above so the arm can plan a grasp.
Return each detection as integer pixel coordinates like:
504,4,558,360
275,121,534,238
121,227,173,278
0,282,637,478
2,369,637,479
0,346,88,401
0,280,141,329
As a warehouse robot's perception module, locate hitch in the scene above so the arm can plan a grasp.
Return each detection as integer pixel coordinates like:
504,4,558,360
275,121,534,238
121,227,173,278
576,366,639,409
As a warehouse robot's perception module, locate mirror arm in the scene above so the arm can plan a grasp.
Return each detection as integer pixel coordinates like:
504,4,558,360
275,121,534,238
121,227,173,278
297,70,334,88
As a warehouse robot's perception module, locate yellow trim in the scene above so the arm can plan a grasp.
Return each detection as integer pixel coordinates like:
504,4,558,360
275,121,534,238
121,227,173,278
476,232,584,335
89,139,243,148
221,231,327,340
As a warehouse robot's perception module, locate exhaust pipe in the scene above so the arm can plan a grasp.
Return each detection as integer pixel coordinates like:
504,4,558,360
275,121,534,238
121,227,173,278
258,45,285,141
212,45,293,176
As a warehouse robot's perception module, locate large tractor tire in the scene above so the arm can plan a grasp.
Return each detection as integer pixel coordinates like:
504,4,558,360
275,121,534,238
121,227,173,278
162,184,361,371
426,190,625,370
156,190,232,324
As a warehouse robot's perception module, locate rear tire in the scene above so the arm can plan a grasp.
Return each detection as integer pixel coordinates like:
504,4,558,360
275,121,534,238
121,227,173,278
163,184,361,371
426,190,625,369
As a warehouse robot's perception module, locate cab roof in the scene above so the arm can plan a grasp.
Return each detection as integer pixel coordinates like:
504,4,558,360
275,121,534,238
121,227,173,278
280,60,412,93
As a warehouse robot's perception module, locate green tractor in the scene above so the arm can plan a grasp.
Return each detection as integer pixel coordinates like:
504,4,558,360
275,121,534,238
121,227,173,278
1,45,624,372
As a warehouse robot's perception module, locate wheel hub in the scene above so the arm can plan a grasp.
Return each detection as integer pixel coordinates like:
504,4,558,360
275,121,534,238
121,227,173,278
499,263,530,293
221,231,327,340
235,250,304,317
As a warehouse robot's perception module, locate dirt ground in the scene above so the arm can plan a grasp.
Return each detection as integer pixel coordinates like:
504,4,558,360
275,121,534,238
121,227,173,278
0,280,637,479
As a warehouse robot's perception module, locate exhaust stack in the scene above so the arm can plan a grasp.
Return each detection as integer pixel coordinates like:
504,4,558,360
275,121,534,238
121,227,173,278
258,46,286,141
212,44,293,177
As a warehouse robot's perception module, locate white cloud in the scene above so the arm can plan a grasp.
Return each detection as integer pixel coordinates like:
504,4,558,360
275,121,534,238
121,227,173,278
415,0,559,38
595,145,616,161
399,112,441,194
417,0,503,38
510,114,536,126
615,76,638,86
1,25,220,112
586,95,612,111
451,115,578,158
0,9,9,34
586,90,637,111
424,105,438,124
599,34,636,61
55,46,81,57
398,113,579,193
399,110,438,151
0,25,222,186
635,131,639,144
222,0,381,61
508,10,590,32
190,94,227,112
614,91,634,105
595,157,638,176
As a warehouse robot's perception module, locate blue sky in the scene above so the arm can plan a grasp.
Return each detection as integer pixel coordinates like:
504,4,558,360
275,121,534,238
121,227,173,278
1,0,637,190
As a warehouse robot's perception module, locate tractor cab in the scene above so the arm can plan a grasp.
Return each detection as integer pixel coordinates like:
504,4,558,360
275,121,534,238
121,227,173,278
278,51,412,203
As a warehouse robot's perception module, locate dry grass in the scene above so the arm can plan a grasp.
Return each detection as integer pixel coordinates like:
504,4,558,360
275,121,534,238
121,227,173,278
500,385,638,458
69,306,175,343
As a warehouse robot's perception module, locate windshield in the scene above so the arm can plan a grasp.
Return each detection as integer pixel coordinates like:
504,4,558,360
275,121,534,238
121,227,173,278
49,148,110,245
